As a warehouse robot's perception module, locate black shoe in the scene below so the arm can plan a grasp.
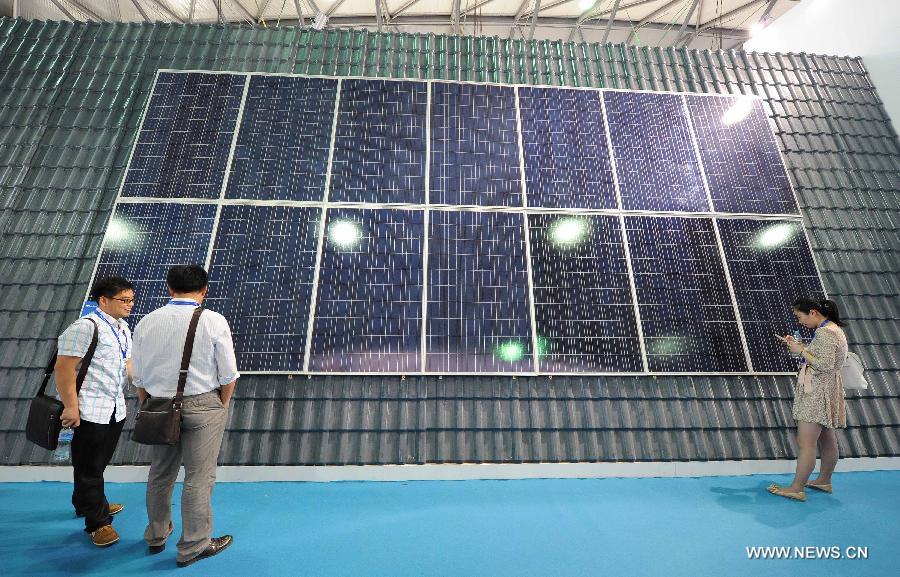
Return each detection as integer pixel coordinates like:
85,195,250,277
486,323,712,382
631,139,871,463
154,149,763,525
176,535,233,568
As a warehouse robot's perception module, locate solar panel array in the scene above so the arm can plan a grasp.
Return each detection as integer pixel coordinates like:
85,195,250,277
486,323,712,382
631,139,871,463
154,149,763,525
92,70,825,374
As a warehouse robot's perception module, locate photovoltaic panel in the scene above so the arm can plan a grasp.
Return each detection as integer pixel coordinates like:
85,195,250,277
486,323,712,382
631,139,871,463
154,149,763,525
686,95,797,215
625,216,747,372
717,219,824,372
309,208,424,372
98,71,821,375
427,210,533,372
226,76,337,201
94,203,216,325
518,87,617,209
123,72,244,199
430,82,522,207
206,206,321,372
528,214,642,372
329,80,428,204
605,91,708,212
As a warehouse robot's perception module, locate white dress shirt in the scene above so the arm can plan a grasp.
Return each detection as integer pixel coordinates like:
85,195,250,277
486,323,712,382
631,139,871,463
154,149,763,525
57,308,131,424
132,299,240,397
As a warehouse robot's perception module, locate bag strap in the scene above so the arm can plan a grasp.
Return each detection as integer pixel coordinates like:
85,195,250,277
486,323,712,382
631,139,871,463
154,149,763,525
36,318,99,397
174,308,204,406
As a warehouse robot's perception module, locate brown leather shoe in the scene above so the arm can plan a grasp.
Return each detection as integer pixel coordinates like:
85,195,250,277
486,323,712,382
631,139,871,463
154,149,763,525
176,535,233,568
90,524,119,547
77,503,124,518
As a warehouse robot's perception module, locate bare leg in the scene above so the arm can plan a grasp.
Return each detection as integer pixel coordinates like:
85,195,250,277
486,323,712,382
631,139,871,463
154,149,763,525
812,428,839,484
788,421,822,493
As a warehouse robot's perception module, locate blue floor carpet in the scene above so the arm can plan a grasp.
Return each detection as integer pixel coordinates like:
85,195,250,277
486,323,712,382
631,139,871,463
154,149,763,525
1,471,896,576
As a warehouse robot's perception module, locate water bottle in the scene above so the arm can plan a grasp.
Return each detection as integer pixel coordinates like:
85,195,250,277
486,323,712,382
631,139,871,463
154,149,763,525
52,428,74,463
793,330,804,364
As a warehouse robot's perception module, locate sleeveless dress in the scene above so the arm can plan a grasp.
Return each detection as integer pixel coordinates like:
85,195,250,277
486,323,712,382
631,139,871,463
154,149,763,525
792,325,848,429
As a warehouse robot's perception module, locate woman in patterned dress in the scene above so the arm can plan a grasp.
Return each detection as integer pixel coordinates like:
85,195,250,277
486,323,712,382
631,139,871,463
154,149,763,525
768,298,848,502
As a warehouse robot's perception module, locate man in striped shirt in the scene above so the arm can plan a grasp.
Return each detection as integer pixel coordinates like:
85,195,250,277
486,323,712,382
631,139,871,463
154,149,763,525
57,276,134,547
132,264,239,568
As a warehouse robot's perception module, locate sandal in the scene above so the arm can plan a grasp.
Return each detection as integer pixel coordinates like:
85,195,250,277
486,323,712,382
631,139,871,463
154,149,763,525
767,483,806,502
805,482,833,494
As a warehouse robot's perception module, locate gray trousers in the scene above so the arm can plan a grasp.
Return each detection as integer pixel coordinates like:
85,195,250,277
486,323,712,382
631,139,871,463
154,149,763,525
143,391,228,562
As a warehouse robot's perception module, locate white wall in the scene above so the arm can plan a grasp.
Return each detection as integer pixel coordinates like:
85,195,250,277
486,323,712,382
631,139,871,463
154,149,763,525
745,0,900,135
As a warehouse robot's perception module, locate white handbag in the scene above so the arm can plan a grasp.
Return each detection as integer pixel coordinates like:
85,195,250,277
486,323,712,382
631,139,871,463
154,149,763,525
840,352,869,390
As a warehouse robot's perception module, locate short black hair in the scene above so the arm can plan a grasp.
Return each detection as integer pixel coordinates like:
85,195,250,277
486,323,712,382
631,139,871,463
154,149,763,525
90,276,134,300
166,264,208,293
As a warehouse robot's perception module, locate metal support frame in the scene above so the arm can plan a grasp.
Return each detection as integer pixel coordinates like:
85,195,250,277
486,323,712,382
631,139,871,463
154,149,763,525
673,0,702,46
327,0,349,16
255,0,272,22
375,0,383,32
48,0,78,20
390,0,426,20
602,0,624,43
293,0,304,26
461,0,498,17
625,0,682,43
67,0,105,21
451,0,462,35
680,0,767,46
129,0,151,22
528,0,541,41
188,0,197,24
147,0,184,22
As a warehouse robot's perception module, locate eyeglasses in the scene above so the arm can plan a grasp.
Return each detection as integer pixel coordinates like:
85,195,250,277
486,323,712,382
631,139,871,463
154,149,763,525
108,297,136,304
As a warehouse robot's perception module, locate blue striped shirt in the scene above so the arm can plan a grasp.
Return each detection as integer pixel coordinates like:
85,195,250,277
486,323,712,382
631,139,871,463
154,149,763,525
57,309,131,424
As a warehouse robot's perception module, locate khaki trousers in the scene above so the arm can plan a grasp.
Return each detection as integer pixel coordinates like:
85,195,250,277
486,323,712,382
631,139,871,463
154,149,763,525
143,391,228,562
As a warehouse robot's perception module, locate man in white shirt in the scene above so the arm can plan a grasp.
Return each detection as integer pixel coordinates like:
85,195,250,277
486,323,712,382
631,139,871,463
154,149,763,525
132,264,239,568
57,275,134,547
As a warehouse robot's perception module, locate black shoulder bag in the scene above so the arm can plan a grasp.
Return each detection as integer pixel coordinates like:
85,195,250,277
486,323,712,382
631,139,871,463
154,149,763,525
132,307,203,446
26,319,99,450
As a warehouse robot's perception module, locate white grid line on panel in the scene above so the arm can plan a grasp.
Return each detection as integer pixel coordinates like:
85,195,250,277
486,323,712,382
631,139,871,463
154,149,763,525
82,69,165,307
600,91,649,372
303,79,342,373
514,87,541,373
158,70,767,100
114,196,806,221
421,82,432,372
683,95,755,373
205,74,251,270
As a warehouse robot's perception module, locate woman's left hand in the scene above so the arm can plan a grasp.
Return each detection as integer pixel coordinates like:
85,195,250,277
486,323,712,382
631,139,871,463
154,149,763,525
775,334,804,354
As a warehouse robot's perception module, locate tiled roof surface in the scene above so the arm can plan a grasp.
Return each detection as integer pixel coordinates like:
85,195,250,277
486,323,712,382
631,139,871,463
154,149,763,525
1,19,897,465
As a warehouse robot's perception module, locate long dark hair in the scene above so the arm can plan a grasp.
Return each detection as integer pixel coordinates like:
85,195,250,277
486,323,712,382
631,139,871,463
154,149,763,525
792,297,848,327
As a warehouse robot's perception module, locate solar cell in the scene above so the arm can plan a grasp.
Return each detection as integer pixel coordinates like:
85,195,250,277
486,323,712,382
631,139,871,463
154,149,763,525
206,205,321,372
528,213,642,372
686,95,797,215
123,72,244,199
625,216,747,372
226,76,337,201
716,219,824,372
94,202,217,326
427,210,533,372
97,71,820,375
518,87,618,209
329,79,428,204
604,91,708,212
309,208,424,372
430,82,522,207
